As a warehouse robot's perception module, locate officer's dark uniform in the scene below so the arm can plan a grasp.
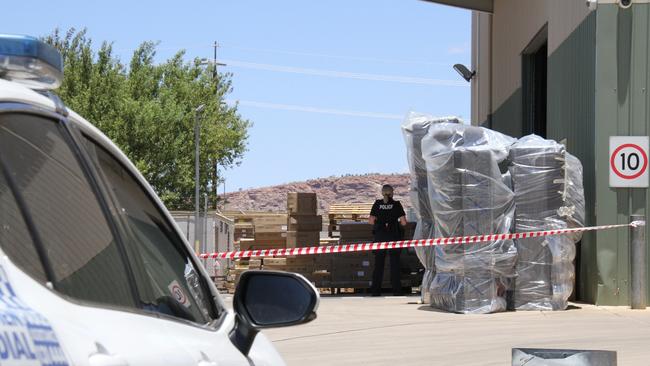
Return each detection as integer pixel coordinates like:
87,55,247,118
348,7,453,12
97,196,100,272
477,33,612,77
370,198,406,295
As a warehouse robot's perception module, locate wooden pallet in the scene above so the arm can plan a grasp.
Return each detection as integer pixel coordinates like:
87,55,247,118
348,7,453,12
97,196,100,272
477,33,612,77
315,279,420,295
328,203,374,218
319,237,340,246
223,211,288,225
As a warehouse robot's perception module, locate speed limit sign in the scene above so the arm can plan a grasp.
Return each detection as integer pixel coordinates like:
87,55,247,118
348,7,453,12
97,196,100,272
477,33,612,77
609,136,649,188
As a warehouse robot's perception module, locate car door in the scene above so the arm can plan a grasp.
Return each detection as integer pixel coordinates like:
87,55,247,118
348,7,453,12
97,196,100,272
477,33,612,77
0,109,194,365
77,129,252,365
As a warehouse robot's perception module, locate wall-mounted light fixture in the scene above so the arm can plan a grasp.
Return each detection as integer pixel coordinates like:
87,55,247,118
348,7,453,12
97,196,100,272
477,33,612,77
453,63,476,82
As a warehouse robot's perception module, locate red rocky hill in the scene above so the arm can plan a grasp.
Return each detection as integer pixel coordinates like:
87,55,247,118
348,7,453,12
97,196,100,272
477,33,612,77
222,173,411,213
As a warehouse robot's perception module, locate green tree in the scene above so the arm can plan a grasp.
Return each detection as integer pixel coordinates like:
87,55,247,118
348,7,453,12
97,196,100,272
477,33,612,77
43,28,250,210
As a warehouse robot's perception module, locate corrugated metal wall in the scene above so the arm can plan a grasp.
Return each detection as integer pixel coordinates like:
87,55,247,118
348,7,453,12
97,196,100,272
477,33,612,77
482,0,598,301
594,3,650,306
546,11,597,303
474,1,650,306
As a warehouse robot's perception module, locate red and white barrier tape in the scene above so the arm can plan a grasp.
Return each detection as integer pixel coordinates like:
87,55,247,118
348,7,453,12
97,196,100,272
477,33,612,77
199,221,645,259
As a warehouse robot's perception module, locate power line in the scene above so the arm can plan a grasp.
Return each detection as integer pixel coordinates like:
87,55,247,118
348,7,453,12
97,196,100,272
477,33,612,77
225,99,404,120
113,41,455,68
218,41,450,67
220,59,467,87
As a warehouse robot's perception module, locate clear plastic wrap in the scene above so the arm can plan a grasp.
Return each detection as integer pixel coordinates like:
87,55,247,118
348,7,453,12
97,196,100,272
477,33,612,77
508,135,585,310
401,113,463,233
401,113,462,302
563,153,586,238
421,123,517,314
402,119,585,313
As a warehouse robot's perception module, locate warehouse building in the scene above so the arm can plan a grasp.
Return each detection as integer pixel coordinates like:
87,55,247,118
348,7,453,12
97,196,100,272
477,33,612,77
426,0,649,306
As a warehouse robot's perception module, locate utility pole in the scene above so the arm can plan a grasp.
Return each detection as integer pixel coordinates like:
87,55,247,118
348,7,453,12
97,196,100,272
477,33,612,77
213,41,218,78
194,104,205,254
223,178,226,211
199,43,226,211
213,41,220,211
203,193,208,258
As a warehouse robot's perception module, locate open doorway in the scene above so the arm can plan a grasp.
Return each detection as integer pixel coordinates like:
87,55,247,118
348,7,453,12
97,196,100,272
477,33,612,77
522,28,548,138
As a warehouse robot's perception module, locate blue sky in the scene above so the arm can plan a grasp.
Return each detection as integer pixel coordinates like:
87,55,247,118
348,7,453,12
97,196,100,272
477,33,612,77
4,1,471,191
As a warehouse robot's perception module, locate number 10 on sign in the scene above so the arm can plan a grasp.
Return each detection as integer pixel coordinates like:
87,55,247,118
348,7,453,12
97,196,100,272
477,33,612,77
609,136,649,188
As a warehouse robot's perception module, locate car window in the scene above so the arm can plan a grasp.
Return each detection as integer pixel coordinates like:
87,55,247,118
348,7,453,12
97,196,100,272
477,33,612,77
81,137,215,324
0,171,47,283
0,113,137,308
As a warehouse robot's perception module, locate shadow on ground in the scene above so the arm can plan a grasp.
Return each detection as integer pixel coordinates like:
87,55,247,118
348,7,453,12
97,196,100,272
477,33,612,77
416,303,584,313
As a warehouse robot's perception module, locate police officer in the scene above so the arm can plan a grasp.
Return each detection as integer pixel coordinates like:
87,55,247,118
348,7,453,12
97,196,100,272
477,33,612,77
369,184,407,296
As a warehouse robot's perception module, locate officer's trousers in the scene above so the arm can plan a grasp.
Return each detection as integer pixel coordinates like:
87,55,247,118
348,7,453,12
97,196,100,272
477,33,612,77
371,248,402,295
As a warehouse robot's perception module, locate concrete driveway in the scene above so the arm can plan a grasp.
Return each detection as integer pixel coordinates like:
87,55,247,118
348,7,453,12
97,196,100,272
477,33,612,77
253,295,650,366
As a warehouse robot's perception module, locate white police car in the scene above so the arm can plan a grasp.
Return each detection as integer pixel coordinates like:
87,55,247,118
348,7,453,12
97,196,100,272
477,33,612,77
0,34,318,366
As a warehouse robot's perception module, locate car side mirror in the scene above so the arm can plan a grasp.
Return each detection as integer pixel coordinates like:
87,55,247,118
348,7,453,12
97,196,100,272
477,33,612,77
230,270,319,355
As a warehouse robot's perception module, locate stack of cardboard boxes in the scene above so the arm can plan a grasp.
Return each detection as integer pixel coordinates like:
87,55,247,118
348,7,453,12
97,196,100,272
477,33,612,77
327,221,420,288
339,222,373,244
338,221,417,245
325,251,422,289
286,193,322,248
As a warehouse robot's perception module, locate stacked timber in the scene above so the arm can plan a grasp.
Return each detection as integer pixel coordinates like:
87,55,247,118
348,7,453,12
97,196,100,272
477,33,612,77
286,193,322,248
328,203,374,237
251,215,287,249
234,222,254,242
225,258,262,293
263,257,317,281
229,211,286,249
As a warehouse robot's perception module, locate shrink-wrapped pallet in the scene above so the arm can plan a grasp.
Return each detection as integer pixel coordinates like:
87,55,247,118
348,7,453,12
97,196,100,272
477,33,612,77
421,123,517,313
508,135,585,310
401,113,461,302
402,113,585,313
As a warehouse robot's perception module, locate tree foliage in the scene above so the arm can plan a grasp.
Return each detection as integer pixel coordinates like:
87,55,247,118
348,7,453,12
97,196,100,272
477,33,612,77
43,28,250,210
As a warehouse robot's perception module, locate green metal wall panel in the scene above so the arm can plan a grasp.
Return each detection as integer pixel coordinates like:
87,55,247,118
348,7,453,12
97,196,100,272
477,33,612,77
546,11,597,303
594,4,650,306
638,4,650,306
594,4,626,306
628,3,648,306
486,4,650,306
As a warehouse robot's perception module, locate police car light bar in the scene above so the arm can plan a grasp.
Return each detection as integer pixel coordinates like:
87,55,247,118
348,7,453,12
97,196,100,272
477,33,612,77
0,34,63,90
